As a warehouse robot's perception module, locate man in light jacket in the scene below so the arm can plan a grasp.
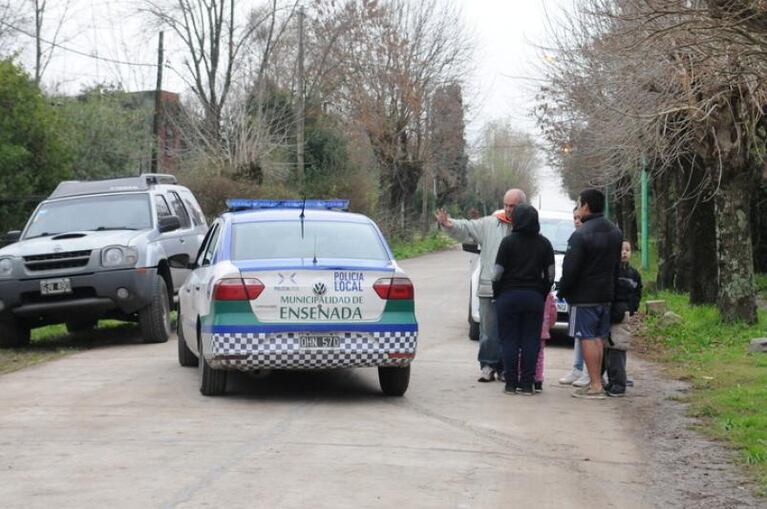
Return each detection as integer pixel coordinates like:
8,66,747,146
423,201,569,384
435,189,527,382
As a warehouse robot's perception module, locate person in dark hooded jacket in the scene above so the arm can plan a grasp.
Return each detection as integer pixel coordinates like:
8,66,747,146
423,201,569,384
492,203,555,395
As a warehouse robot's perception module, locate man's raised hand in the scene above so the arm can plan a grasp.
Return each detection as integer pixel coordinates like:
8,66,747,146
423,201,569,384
434,208,453,228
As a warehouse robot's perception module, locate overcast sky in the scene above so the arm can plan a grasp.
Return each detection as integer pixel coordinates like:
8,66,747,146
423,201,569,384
10,0,573,211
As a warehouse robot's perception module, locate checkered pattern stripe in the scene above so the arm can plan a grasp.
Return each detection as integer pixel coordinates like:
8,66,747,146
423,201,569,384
210,330,417,369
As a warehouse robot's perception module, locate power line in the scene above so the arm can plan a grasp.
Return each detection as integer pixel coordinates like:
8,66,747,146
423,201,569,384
0,19,156,68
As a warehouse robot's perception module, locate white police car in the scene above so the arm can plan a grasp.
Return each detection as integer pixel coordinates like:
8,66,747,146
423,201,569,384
174,200,418,396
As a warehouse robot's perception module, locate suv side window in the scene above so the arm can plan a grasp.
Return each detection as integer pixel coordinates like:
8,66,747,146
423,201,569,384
167,191,191,228
202,224,221,266
178,189,206,226
155,195,172,218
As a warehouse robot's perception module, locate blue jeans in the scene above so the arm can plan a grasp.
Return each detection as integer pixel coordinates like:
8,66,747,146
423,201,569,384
573,338,584,371
495,290,544,389
478,297,502,370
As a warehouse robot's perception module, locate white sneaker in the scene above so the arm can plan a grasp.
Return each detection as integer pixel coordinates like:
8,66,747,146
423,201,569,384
572,372,591,387
558,368,583,385
477,366,495,383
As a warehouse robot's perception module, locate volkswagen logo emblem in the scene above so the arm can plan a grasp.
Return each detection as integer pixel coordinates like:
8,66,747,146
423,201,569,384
312,282,327,296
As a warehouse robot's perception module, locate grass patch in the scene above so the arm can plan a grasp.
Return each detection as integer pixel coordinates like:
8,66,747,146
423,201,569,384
756,273,767,296
389,230,455,259
0,319,151,375
639,288,767,493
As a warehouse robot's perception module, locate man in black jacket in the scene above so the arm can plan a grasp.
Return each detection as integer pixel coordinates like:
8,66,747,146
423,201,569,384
557,189,622,400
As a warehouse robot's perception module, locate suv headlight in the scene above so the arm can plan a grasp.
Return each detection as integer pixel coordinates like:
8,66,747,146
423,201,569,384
101,246,138,267
0,257,14,278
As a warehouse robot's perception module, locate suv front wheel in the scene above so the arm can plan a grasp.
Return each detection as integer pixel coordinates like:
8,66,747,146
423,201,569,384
0,319,31,348
139,275,171,343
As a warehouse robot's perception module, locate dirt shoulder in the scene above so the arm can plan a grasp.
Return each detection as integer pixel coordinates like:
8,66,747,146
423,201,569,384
626,356,763,507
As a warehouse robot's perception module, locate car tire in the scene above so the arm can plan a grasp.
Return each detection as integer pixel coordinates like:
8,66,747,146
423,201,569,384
177,315,198,367
378,365,410,396
139,275,171,344
0,319,30,348
468,300,479,342
199,350,227,396
66,320,97,335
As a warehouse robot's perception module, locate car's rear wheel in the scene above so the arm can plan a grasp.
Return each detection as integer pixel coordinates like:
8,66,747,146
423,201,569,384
0,319,30,348
378,365,410,396
199,354,227,396
139,275,171,343
199,334,227,396
177,315,198,367
66,319,97,335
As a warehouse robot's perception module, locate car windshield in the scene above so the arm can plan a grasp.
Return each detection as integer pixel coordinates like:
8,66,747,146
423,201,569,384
539,217,575,253
24,194,152,239
231,220,389,261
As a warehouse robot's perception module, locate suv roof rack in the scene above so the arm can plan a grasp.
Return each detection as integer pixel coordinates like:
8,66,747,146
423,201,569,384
49,174,179,199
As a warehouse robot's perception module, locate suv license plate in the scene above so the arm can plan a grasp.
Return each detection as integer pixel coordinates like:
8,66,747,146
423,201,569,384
40,278,72,295
300,335,340,349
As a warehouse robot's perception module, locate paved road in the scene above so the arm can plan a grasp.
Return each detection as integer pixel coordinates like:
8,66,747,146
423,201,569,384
0,248,657,508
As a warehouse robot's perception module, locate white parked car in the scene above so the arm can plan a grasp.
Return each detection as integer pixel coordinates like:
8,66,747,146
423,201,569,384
0,174,207,347
465,209,574,340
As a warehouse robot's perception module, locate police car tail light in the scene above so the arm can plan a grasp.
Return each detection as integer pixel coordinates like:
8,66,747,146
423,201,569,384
373,277,414,300
214,278,264,300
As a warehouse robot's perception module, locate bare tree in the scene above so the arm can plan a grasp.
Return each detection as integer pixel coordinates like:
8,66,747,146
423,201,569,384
0,2,24,55
141,0,296,141
28,0,72,84
468,120,540,216
537,0,765,323
325,0,473,228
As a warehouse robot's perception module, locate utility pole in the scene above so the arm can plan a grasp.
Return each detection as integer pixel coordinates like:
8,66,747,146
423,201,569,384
296,6,305,188
151,31,164,173
641,154,649,270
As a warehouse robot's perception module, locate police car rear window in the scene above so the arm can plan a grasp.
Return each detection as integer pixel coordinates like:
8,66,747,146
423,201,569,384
231,221,388,261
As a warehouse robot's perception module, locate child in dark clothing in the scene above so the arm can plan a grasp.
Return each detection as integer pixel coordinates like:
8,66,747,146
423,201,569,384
604,241,642,397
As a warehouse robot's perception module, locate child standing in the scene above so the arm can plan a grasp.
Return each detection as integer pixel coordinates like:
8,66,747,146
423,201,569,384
517,290,557,392
604,240,642,397
535,290,558,392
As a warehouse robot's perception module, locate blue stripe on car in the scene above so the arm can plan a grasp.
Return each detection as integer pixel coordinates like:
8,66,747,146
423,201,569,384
204,323,418,334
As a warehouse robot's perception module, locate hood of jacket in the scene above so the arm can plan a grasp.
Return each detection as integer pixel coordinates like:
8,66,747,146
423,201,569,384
511,203,540,234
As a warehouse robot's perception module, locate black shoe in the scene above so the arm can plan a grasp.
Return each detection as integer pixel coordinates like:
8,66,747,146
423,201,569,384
534,381,543,393
519,385,534,396
504,384,518,395
605,388,626,398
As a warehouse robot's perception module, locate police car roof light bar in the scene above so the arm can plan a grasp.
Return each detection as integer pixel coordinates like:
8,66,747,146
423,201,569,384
226,199,350,211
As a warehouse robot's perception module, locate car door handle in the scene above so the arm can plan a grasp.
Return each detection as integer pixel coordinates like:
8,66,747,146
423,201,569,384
185,287,192,293
179,238,185,244
194,286,200,291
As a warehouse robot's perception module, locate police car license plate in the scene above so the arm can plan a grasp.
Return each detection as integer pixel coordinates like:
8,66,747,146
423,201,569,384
556,300,569,313
40,278,72,296
300,335,340,348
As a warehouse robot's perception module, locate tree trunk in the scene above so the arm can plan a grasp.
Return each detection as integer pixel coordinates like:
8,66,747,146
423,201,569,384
654,171,676,290
714,169,757,323
677,156,718,304
673,160,694,293
688,196,718,304
621,186,638,249
752,175,767,274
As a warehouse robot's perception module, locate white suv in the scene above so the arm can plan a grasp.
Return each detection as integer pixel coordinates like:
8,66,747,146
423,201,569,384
0,174,207,347
465,210,574,340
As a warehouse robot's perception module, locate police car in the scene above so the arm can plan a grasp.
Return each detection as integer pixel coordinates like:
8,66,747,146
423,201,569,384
173,199,418,396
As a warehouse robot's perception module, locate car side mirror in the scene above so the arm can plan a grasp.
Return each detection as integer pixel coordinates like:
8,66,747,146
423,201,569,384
158,215,181,233
461,243,480,254
3,230,21,245
168,253,194,269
